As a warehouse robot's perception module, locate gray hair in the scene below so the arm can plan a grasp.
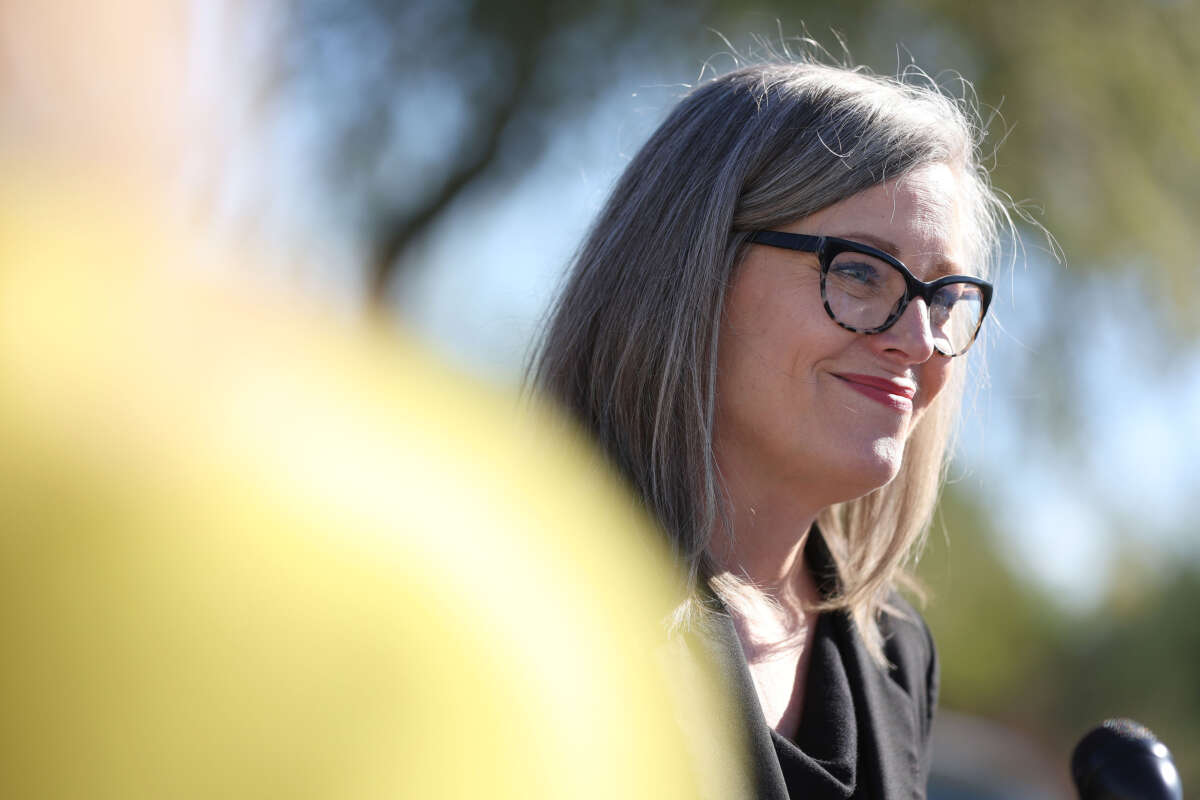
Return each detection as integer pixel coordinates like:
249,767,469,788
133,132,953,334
530,60,1010,661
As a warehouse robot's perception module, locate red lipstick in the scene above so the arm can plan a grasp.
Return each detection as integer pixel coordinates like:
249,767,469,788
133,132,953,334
833,373,916,412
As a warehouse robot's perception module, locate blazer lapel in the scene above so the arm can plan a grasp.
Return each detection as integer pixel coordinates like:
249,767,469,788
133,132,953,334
839,617,923,800
808,531,924,799
694,609,792,800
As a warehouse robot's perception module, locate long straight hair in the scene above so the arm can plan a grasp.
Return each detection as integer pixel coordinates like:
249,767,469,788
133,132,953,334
530,59,1010,661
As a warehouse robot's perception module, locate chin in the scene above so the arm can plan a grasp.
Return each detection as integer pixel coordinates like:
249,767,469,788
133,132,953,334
826,438,905,503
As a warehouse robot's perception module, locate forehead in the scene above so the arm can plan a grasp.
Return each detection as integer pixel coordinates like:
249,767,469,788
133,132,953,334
889,164,962,231
788,163,971,276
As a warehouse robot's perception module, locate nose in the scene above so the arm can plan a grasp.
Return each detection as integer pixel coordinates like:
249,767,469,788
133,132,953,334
871,298,937,363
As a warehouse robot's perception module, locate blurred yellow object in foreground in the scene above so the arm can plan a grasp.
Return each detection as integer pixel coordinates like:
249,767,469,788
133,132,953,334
0,178,745,798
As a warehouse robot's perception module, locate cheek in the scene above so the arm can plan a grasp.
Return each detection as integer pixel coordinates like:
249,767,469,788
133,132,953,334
718,276,806,388
915,359,955,417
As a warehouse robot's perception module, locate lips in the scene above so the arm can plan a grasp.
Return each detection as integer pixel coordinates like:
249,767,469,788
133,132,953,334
832,372,916,412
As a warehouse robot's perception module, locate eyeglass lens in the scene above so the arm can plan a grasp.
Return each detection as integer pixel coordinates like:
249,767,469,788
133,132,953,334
824,250,985,356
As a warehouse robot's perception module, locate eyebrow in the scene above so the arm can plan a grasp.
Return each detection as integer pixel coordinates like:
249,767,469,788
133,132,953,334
832,231,965,279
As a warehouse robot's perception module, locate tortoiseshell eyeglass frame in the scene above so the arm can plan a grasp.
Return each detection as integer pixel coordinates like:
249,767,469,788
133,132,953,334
747,230,994,357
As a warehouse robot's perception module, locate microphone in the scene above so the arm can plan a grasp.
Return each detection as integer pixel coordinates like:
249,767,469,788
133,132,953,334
1071,719,1183,800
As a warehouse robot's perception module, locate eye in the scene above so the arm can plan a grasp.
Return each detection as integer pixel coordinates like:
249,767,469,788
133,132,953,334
828,260,884,287
825,256,899,307
929,283,983,331
929,300,952,328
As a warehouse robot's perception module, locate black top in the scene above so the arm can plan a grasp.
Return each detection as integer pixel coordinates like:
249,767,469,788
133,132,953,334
699,531,939,800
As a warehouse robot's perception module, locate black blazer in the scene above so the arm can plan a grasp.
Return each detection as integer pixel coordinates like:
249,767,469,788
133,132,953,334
695,534,939,800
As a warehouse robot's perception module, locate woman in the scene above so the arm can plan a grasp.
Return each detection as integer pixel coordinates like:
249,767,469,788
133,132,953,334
532,59,1010,798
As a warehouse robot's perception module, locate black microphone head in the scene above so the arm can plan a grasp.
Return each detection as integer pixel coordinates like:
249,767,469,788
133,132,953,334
1071,718,1183,800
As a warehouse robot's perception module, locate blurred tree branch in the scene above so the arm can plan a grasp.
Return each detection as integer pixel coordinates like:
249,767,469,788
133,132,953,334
363,9,546,312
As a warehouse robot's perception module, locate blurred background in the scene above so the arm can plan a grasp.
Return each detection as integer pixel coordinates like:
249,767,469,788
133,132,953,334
203,0,1199,794
9,0,1199,796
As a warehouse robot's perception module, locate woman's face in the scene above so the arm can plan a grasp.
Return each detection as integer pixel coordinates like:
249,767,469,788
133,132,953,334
715,162,970,507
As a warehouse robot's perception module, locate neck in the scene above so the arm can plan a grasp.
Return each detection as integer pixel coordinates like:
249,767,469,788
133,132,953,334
708,465,822,608
709,478,824,665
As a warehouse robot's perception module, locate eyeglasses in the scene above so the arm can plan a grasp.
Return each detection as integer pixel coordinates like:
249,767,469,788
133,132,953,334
747,231,993,357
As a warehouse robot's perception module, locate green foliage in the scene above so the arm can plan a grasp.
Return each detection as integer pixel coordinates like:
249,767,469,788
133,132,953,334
916,486,1066,719
919,486,1200,786
922,0,1200,337
1050,560,1200,787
